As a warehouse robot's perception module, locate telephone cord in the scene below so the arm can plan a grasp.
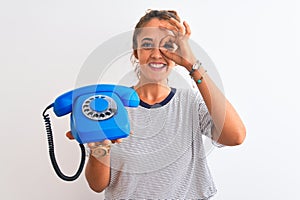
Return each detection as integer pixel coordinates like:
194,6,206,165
42,104,86,181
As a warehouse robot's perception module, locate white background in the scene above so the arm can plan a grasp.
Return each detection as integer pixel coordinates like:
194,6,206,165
1,0,299,199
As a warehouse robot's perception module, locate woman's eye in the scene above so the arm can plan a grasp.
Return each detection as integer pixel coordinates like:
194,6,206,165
164,43,174,49
162,42,177,51
141,42,153,49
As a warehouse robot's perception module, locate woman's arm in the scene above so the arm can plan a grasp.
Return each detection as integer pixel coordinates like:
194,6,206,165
85,153,110,193
85,138,122,192
159,20,246,146
66,132,111,192
66,131,112,192
188,66,246,146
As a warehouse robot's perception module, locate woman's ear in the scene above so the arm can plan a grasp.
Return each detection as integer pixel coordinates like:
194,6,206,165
133,50,138,59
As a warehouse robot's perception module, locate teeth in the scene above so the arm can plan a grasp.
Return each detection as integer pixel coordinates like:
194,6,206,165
149,63,165,68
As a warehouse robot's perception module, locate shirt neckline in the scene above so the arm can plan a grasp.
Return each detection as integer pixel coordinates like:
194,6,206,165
139,88,176,109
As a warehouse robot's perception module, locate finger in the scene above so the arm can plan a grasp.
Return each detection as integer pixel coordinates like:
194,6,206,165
66,131,75,140
111,138,123,144
159,48,180,64
115,139,123,144
88,139,111,148
183,21,191,37
159,21,178,30
168,18,185,35
101,139,112,145
87,142,97,148
159,35,178,52
159,24,178,36
88,142,103,148
160,34,176,43
160,48,190,67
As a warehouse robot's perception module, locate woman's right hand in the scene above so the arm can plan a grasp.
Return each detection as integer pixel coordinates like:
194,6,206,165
65,131,124,159
66,131,123,143
88,140,112,158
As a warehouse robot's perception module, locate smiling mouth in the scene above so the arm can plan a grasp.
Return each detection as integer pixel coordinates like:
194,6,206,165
148,63,167,70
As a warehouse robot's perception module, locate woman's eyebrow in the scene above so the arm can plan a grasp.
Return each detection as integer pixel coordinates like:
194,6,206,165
141,37,153,42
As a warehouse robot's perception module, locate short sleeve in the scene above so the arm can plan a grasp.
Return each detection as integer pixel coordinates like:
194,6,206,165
194,91,224,147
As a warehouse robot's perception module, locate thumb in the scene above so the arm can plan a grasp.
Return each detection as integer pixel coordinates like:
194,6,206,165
159,48,176,61
160,48,191,68
66,131,75,140
160,48,184,65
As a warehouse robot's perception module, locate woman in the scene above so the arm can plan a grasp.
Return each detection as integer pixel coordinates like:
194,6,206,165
83,10,246,199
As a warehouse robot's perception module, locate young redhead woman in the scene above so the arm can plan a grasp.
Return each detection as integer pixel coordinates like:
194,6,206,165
72,10,246,199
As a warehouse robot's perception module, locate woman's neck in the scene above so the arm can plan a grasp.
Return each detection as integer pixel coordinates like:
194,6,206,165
134,82,171,105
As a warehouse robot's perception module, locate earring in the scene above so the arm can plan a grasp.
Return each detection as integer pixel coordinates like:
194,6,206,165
130,54,141,79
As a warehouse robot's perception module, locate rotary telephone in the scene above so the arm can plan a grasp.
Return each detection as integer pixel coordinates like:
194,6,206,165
42,84,140,181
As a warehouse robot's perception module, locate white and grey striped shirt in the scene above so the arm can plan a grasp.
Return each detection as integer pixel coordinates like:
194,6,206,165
106,88,218,199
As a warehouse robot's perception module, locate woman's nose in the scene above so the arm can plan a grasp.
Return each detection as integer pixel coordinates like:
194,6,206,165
150,47,163,59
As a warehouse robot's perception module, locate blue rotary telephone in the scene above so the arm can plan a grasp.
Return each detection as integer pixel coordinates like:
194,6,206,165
42,84,140,181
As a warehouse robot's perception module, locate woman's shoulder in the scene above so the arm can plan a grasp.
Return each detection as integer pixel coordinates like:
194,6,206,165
175,87,199,98
174,87,205,107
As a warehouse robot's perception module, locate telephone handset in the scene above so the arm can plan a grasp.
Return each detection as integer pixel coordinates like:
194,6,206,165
42,84,140,181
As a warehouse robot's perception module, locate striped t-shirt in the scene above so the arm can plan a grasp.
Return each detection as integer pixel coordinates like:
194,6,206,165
105,88,218,199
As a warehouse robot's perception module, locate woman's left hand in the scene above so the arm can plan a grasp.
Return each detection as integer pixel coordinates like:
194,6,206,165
159,19,196,69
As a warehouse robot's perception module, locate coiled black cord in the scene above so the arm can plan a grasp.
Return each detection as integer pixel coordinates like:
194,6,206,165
42,104,86,181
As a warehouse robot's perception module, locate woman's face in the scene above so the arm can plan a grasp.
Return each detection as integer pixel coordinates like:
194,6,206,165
134,18,177,84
